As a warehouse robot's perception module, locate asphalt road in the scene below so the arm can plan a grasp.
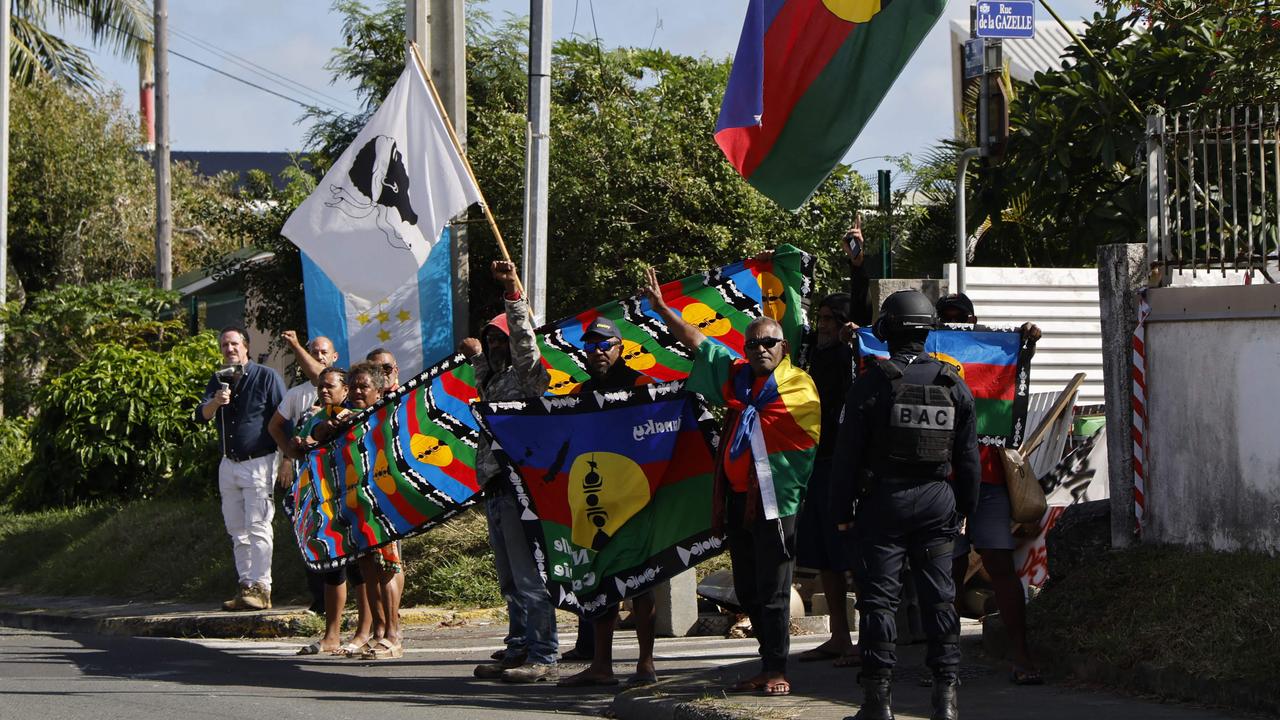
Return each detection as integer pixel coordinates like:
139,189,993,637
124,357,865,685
0,624,782,720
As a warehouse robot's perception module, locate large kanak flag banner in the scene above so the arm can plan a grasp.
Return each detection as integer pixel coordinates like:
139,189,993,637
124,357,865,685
716,0,945,209
282,54,482,301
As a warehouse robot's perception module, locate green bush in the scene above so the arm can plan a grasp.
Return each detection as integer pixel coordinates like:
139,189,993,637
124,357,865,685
0,417,33,504
19,331,222,508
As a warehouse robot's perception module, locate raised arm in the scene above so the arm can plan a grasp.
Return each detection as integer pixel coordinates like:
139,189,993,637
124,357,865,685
282,330,324,384
640,266,705,351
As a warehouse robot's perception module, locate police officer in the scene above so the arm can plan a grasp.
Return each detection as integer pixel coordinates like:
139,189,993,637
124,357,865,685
830,290,981,720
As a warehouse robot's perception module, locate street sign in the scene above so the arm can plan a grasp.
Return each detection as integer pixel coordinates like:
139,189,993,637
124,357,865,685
975,1,1036,39
963,38,984,79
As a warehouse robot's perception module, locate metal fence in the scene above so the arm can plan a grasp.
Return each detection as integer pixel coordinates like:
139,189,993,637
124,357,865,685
1146,106,1280,283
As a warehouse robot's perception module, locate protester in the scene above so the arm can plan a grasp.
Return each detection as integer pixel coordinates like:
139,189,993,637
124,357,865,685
936,292,1045,686
794,220,871,668
194,326,286,612
268,333,338,615
830,290,981,720
302,363,384,657
557,316,659,689
642,265,820,698
463,260,558,684
291,367,355,655
366,347,401,391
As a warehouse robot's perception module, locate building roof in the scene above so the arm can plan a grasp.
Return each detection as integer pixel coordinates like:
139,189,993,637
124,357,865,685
170,150,307,191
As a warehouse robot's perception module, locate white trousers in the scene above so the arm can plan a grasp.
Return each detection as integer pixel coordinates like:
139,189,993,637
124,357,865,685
218,454,278,589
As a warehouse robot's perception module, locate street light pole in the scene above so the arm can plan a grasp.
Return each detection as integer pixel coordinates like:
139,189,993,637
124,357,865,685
523,0,551,321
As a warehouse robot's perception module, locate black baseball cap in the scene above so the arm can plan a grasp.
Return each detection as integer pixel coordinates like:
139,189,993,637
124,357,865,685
583,316,622,340
935,293,975,319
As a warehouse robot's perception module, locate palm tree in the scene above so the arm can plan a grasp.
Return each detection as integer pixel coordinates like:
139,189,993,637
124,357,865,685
10,0,153,89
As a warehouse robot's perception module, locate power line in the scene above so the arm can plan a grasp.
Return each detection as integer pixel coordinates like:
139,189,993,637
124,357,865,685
167,24,360,114
48,0,352,114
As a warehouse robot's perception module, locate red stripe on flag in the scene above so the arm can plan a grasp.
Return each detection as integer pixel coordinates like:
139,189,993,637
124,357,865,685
961,362,1018,402
439,371,476,403
722,0,856,178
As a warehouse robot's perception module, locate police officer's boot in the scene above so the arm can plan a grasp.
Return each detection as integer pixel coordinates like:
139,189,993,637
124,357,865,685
847,672,894,720
930,675,959,720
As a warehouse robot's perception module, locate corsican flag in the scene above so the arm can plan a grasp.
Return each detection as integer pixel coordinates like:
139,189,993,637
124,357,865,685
282,54,482,301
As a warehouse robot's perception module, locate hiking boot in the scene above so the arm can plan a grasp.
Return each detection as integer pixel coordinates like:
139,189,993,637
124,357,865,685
240,583,271,610
501,663,558,684
848,673,894,720
930,676,959,720
474,654,526,679
222,584,252,611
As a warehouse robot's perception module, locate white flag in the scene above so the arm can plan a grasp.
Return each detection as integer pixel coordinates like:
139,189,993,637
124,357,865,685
282,56,481,301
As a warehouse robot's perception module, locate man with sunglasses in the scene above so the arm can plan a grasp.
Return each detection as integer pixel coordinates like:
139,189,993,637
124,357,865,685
642,266,821,699
366,348,401,393
557,316,658,689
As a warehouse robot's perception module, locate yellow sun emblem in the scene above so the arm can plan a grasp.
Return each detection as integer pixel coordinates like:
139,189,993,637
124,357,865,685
822,0,881,23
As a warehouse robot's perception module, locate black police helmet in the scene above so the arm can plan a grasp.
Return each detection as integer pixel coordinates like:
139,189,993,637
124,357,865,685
873,290,937,341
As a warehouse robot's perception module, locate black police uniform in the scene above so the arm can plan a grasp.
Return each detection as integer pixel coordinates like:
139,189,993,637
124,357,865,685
829,341,981,693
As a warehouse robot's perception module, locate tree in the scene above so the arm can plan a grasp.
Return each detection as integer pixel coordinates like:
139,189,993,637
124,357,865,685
970,1,1280,265
270,1,869,341
8,79,245,299
10,0,153,90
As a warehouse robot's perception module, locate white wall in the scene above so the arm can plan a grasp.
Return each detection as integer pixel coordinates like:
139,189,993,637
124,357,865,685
944,265,1104,405
1144,284,1280,554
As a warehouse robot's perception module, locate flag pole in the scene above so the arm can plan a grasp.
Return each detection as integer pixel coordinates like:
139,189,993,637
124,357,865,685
407,42,523,294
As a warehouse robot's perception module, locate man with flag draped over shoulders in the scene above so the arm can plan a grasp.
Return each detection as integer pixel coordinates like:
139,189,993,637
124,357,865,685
642,263,820,699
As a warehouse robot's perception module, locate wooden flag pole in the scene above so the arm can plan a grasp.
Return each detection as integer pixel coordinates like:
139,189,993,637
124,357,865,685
407,42,524,296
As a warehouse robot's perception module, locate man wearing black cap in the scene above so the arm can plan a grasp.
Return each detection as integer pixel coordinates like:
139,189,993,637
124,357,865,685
831,290,981,720
556,315,659,688
936,293,1045,687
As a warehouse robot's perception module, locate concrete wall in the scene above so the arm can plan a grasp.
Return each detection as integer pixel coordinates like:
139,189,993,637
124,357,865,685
1144,284,1280,554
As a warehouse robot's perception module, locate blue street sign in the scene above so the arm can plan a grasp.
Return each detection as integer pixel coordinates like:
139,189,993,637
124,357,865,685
975,1,1036,39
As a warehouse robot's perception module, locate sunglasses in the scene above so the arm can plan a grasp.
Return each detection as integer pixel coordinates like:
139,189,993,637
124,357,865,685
744,336,784,350
380,363,396,374
583,339,618,354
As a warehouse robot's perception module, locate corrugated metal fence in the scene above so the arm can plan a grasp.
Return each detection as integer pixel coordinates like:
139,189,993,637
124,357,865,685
943,264,1104,405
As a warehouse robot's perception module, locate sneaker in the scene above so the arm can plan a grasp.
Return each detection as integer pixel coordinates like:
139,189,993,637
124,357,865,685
474,654,526,679
241,583,272,611
222,584,252,611
502,663,558,684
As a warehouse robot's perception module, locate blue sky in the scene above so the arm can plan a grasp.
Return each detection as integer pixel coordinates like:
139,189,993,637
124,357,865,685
64,0,1101,170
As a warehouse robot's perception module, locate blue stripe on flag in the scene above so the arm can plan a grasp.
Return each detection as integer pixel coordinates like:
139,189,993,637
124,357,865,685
419,228,454,365
301,251,351,367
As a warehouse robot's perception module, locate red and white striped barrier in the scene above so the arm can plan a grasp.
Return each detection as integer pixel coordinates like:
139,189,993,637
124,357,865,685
1131,290,1151,534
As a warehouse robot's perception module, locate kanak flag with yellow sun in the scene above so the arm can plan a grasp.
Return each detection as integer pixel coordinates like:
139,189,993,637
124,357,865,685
716,0,946,209
286,247,815,569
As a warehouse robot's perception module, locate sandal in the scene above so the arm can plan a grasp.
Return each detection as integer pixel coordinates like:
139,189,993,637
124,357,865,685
796,646,840,663
762,679,791,697
833,651,862,668
726,678,765,694
361,638,404,660
332,642,365,657
624,671,659,688
296,642,323,656
1010,666,1044,686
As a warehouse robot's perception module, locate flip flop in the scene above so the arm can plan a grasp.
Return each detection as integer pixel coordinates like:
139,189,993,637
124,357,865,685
726,679,765,694
556,673,620,688
623,672,659,688
296,642,323,656
796,646,841,663
761,679,791,697
1010,667,1044,685
833,651,862,668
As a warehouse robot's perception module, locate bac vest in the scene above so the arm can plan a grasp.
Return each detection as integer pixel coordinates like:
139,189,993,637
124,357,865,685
872,356,958,466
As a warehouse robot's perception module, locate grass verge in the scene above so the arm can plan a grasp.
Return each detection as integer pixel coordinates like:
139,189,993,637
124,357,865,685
0,498,501,608
1030,543,1280,690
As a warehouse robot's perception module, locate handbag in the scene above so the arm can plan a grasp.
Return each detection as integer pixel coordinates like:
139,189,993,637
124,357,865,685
1002,373,1086,524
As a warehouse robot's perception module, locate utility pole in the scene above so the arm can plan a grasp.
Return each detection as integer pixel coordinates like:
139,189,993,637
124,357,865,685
430,0,468,342
153,0,172,290
1,0,10,417
523,0,551,321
